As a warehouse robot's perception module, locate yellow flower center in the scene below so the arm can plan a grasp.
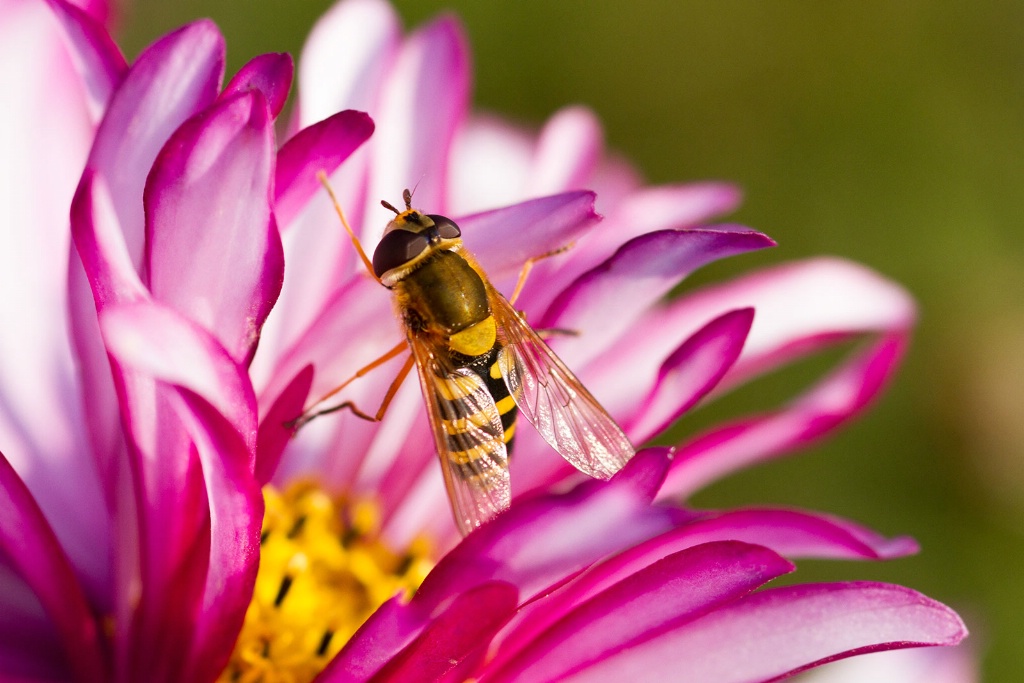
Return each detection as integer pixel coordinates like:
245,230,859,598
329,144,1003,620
219,482,435,683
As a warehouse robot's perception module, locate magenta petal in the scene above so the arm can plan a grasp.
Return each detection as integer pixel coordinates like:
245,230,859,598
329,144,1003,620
571,582,966,683
542,227,775,366
624,307,754,442
100,303,260,681
672,508,918,560
664,332,907,498
222,52,293,118
413,449,676,613
145,91,283,365
0,452,107,681
275,110,375,228
462,191,600,283
323,595,429,682
366,14,470,216
374,582,519,683
42,0,126,119
486,541,792,683
88,20,224,269
255,365,313,485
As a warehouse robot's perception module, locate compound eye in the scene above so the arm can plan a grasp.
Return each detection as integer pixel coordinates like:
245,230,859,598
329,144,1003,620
372,229,429,278
427,214,461,239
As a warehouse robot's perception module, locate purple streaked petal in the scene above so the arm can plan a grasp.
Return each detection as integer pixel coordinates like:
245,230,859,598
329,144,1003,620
297,0,400,125
519,183,746,316
0,451,107,681
463,191,600,283
526,106,603,196
541,227,775,367
622,307,755,442
365,13,470,221
222,52,293,118
372,581,519,683
145,91,283,365
255,365,313,485
274,109,375,228
567,582,966,683
665,257,916,392
669,508,918,560
663,332,907,498
412,449,676,613
87,20,224,270
485,541,793,683
43,0,126,119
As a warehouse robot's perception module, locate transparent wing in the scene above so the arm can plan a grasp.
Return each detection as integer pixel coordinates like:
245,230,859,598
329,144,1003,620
407,332,510,535
488,287,635,479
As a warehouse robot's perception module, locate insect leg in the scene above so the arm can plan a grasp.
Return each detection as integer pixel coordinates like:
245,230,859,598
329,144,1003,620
288,340,408,430
508,243,574,305
317,171,379,282
293,353,416,426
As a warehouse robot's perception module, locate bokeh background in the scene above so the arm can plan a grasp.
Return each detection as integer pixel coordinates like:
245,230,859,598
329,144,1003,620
119,2,1023,679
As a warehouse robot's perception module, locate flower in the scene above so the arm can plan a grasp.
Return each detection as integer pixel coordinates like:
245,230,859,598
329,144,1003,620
0,0,966,682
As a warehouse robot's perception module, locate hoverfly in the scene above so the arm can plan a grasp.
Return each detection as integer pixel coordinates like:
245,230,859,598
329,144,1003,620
292,176,635,534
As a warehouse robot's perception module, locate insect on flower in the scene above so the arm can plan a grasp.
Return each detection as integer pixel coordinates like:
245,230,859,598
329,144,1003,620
291,176,635,534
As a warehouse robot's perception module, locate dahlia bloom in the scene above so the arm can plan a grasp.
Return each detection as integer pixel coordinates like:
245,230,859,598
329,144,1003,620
0,0,965,681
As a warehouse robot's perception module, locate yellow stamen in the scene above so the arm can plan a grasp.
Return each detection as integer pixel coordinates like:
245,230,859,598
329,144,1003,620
218,482,435,683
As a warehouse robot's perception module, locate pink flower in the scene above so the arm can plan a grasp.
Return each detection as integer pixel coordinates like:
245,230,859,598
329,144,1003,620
0,1,965,682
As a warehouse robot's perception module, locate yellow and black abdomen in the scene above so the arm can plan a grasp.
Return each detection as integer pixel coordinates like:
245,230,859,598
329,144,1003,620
397,249,519,458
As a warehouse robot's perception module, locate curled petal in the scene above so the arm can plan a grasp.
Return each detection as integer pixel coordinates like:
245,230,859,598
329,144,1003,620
412,449,676,613
275,109,375,228
87,19,224,269
567,582,966,683
543,227,775,367
486,541,793,683
145,90,283,365
222,52,293,118
663,332,907,498
255,365,313,485
42,0,126,119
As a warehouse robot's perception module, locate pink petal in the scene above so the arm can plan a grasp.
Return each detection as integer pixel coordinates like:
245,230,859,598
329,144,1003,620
323,594,431,681
0,452,107,681
100,303,259,681
569,582,966,683
412,449,676,613
666,507,918,560
222,52,293,118
274,109,375,228
526,106,604,196
365,13,470,222
42,0,126,119
297,0,400,125
799,645,978,683
255,365,313,484
87,20,224,271
463,191,601,284
448,114,536,213
622,307,755,442
145,91,283,365
485,541,793,683
541,227,775,367
663,332,907,498
0,0,112,597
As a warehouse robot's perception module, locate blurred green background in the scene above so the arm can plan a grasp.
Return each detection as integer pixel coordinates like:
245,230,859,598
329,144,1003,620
120,1,1023,679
